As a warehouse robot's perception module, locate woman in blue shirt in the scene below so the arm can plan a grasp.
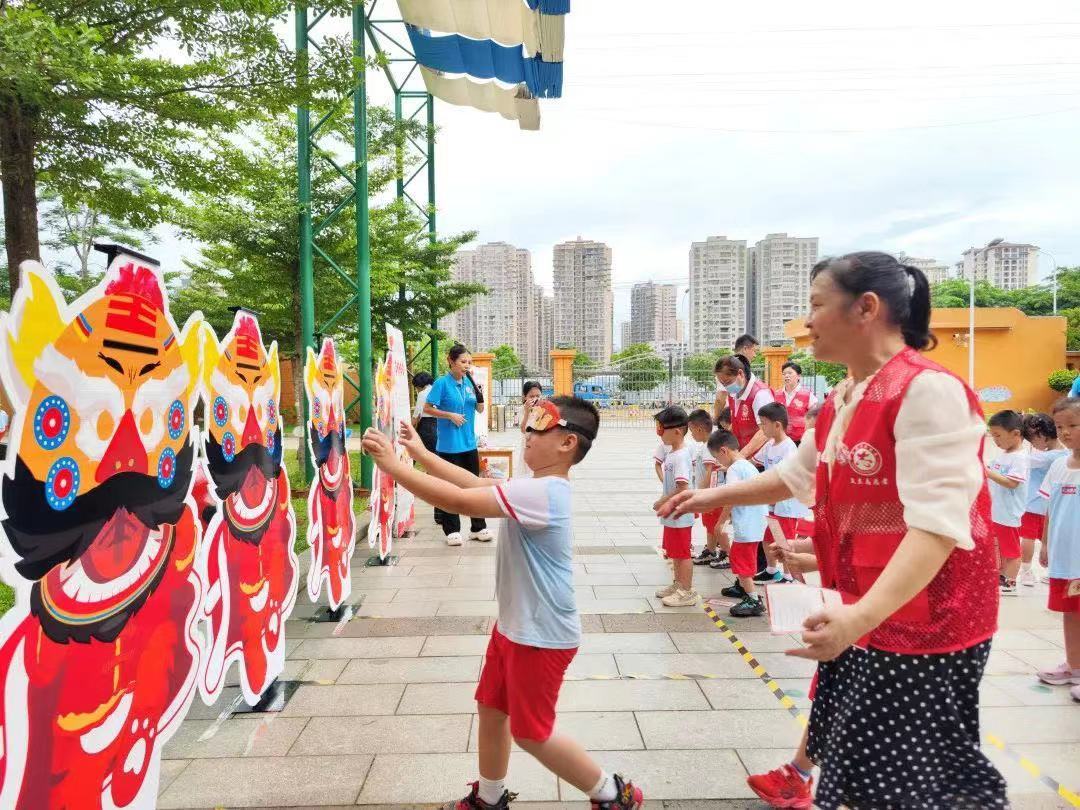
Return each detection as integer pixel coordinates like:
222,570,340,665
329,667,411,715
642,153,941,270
423,344,493,546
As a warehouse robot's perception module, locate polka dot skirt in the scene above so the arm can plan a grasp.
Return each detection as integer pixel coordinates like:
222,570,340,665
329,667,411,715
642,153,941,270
806,640,1007,810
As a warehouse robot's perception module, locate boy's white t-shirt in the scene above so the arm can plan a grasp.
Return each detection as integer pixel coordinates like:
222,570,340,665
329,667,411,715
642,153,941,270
1026,448,1068,516
660,446,695,529
988,449,1029,527
493,476,579,649
687,438,716,489
725,458,769,542
754,437,810,519
1038,456,1080,580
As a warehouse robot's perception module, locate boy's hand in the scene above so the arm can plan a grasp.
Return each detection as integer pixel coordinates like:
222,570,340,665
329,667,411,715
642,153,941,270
361,428,396,467
1039,544,1048,568
397,422,426,458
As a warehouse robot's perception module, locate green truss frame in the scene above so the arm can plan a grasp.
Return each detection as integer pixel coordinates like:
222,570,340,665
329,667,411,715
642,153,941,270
295,0,438,488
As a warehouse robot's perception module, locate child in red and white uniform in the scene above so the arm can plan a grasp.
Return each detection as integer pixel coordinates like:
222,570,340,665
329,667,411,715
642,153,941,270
1020,413,1066,586
1035,398,1080,701
986,410,1030,595
687,409,727,568
653,406,699,607
753,401,808,585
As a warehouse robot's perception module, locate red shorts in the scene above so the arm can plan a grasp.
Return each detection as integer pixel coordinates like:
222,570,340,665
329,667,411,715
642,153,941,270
730,541,760,577
662,525,693,559
701,510,721,532
773,516,799,541
1048,579,1080,613
475,626,577,741
992,522,1021,560
795,517,815,538
1020,512,1045,540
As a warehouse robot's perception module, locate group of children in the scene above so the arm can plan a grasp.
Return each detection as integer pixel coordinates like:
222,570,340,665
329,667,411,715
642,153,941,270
986,403,1080,702
652,400,816,617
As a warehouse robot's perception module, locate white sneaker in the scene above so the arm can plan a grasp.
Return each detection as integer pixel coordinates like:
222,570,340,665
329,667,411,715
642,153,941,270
662,588,700,607
655,582,678,599
1019,567,1037,587
469,528,494,542
445,532,463,547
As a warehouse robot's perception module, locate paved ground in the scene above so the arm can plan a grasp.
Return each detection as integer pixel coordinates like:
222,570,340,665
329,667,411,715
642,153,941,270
160,429,1080,809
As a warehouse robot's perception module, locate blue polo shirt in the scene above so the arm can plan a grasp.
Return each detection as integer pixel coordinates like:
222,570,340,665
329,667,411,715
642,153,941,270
427,372,478,454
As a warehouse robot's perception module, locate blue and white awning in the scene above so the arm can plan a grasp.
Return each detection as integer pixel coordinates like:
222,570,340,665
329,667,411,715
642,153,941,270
396,0,569,129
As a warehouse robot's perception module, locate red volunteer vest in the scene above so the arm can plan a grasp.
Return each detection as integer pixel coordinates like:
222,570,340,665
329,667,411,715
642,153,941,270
812,348,998,655
731,377,769,449
774,386,813,442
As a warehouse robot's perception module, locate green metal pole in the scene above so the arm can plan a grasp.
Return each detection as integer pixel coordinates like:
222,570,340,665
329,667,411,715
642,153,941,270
427,94,439,375
394,91,407,339
353,0,373,490
296,2,316,485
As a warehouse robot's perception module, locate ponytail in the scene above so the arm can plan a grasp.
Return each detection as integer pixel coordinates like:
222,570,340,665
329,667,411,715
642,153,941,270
901,264,936,351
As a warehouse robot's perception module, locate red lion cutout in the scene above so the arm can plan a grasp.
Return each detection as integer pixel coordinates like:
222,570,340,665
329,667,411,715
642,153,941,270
0,257,205,808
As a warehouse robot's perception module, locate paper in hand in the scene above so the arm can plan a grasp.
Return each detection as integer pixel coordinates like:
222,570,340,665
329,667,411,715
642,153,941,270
766,582,843,634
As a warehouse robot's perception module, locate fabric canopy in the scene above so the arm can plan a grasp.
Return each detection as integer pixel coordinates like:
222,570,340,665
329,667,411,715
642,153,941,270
419,67,540,130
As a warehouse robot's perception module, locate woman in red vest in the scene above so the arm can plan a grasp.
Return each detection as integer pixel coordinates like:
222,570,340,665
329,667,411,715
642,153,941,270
714,353,774,460
660,252,1005,809
774,361,818,444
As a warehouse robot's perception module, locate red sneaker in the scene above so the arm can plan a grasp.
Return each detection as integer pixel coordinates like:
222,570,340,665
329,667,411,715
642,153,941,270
591,774,644,809
746,764,813,809
442,782,515,810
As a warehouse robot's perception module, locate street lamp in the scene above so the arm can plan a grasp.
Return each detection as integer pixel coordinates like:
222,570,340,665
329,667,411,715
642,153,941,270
968,238,1004,387
1039,248,1059,315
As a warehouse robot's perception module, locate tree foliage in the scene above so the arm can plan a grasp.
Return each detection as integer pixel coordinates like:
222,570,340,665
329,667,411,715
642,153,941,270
571,350,595,381
1048,369,1077,393
789,350,848,387
611,343,665,392
684,348,730,387
490,344,522,380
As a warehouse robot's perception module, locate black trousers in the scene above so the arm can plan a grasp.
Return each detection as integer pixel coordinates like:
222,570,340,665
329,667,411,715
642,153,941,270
434,448,487,536
416,417,438,455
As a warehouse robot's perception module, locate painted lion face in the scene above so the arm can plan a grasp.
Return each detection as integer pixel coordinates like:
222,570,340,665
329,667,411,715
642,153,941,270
304,338,348,490
0,258,202,643
201,312,282,543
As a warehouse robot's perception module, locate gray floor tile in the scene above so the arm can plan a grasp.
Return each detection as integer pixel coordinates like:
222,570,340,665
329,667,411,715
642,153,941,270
290,714,471,754
393,586,495,602
670,631,800,654
397,682,480,715
577,598,654,614
990,629,1063,651
358,752,558,803
635,710,803,749
557,680,710,711
468,711,645,752
162,716,309,760
565,654,620,678
578,633,677,654
158,754,371,808
699,678,813,710
290,636,424,660
600,613,717,633
280,683,406,717
420,634,492,656
436,600,501,616
982,705,1080,743
338,655,482,684
572,573,639,586
157,759,190,796
355,602,440,618
559,749,756,800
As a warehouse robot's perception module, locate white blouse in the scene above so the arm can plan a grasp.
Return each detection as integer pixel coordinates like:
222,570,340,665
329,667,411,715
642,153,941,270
776,370,985,550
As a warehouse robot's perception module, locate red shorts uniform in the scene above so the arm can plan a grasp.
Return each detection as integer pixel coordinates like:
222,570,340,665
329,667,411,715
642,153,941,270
1020,511,1045,540
992,521,1021,560
701,510,721,532
773,516,799,542
729,541,760,577
475,626,577,741
795,517,815,538
662,525,693,559
1048,579,1080,613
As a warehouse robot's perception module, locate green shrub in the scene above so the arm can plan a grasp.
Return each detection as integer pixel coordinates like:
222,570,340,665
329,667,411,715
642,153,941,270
1047,369,1078,392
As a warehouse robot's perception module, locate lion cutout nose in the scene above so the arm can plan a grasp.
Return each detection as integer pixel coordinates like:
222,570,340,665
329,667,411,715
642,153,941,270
242,406,263,449
97,410,149,482
326,405,339,434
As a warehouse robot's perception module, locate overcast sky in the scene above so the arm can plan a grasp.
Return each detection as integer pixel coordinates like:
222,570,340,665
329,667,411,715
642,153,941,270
415,0,1080,331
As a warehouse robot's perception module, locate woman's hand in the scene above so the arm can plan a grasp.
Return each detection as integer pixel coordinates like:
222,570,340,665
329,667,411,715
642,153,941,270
657,489,721,519
397,422,426,459
446,412,466,427
361,428,396,469
1039,543,1049,568
778,548,818,574
787,604,873,662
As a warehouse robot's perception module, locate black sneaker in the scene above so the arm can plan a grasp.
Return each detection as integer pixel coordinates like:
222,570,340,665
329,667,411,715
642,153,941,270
753,568,781,584
693,547,717,566
443,782,516,810
720,581,747,599
730,594,765,617
591,774,644,810
708,550,731,570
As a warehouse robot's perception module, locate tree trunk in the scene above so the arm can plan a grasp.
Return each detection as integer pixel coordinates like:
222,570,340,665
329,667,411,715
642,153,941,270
0,96,40,293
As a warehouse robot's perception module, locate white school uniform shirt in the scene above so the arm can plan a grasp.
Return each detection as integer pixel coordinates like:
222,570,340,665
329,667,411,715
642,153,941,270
1026,448,1068,516
754,437,810,519
660,446,695,529
725,458,769,542
1038,456,1080,580
988,449,1029,528
776,370,986,551
687,438,716,489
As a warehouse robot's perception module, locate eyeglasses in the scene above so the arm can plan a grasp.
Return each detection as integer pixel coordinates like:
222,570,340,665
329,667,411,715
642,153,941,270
525,399,597,440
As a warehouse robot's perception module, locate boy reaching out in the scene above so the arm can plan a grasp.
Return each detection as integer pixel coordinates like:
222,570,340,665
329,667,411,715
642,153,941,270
362,397,643,810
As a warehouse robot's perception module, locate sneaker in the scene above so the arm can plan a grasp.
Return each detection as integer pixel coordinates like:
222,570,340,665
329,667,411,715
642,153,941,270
693,547,717,565
1036,662,1080,686
720,581,747,599
469,528,494,542
1071,684,1080,703
443,781,516,810
754,569,784,584
708,550,731,570
591,774,644,810
747,764,813,809
445,532,464,547
1019,567,1037,587
1040,573,1051,584
1000,579,1017,596
655,582,678,598
730,594,765,617
661,587,700,607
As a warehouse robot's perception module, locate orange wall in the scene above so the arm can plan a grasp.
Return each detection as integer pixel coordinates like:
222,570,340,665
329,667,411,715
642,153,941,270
785,308,1066,415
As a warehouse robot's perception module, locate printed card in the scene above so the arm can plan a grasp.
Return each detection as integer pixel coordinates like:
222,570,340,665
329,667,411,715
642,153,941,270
766,582,843,634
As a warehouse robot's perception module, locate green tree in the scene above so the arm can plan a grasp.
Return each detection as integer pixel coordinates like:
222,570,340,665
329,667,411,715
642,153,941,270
684,348,730,387
572,350,595,381
611,343,665,392
490,344,522,380
0,0,350,294
789,349,847,387
1060,308,1080,351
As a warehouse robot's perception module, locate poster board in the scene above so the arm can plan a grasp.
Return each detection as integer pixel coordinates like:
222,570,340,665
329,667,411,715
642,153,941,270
471,365,490,444
386,325,414,536
0,255,206,808
367,356,396,559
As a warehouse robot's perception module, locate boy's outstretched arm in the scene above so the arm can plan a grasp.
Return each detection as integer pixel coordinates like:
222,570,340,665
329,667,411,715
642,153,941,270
363,429,505,519
397,422,493,489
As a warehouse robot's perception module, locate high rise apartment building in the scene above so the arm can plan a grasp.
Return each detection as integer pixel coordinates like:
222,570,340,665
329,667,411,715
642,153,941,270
553,238,614,363
629,282,679,345
619,321,631,351
442,242,538,367
536,287,555,369
960,242,1039,290
894,253,951,285
688,236,748,353
754,234,819,345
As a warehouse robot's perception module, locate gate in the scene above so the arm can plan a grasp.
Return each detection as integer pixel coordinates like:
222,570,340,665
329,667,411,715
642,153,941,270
571,355,715,428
